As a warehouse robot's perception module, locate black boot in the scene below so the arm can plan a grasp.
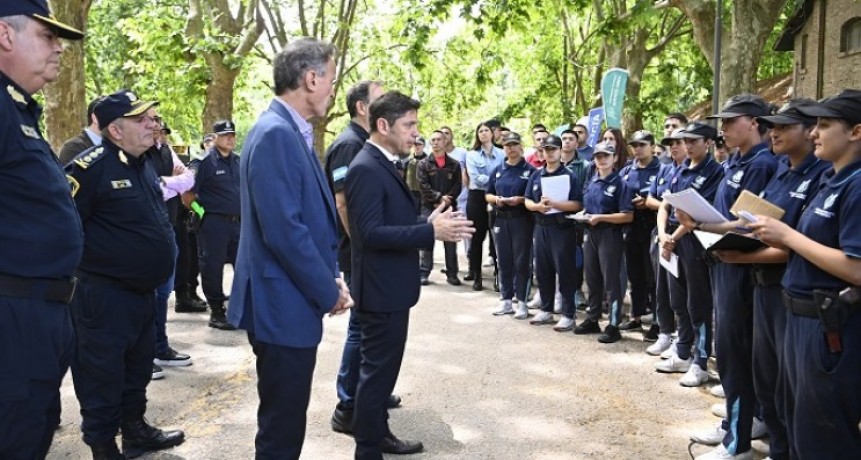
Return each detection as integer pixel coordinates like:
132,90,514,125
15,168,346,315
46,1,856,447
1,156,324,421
208,302,236,330
189,289,208,309
472,276,483,291
90,440,126,460
174,289,207,313
121,417,184,459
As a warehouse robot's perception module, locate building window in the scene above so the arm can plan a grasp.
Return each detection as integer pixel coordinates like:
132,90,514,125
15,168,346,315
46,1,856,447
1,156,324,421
841,18,861,53
800,34,808,70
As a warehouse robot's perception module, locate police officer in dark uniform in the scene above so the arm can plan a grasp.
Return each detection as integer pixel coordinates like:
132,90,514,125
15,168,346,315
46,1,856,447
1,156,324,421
173,135,211,313
486,132,535,319
619,130,661,334
0,5,84,458
66,90,184,459
525,135,583,332
573,142,635,343
184,120,241,330
749,89,861,460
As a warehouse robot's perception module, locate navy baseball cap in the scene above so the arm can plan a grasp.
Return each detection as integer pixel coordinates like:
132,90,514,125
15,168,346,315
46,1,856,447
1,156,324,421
661,128,686,146
756,99,818,127
678,122,718,140
707,94,771,119
796,89,861,126
0,0,84,40
501,132,522,145
213,120,236,135
94,90,159,130
629,130,655,145
542,135,563,149
593,142,616,156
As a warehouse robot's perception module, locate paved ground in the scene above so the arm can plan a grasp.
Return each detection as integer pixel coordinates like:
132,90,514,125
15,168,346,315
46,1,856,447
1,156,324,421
48,246,768,459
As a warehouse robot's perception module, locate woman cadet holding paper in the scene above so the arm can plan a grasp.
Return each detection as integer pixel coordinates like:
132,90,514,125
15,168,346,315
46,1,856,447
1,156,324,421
696,99,828,460
747,89,861,460
654,121,723,388
572,141,634,344
676,94,778,460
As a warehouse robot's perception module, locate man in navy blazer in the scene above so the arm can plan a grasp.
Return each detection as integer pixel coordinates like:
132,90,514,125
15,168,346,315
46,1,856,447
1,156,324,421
346,92,474,460
228,38,352,460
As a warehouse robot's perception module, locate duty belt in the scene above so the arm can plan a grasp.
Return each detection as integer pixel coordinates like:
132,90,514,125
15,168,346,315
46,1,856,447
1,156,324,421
753,265,785,286
0,274,77,304
535,214,573,226
781,293,819,318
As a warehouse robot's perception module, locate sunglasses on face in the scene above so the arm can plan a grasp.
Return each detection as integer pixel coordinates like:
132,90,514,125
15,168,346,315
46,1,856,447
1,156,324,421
664,123,679,129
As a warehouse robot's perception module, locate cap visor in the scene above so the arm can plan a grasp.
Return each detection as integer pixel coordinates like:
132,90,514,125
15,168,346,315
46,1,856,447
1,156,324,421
216,130,236,135
677,132,706,139
593,150,614,156
796,105,842,119
32,14,84,40
629,140,649,146
706,111,745,119
124,101,159,117
502,141,520,146
757,114,805,126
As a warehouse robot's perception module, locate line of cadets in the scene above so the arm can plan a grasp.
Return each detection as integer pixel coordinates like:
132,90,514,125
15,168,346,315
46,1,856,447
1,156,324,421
432,89,861,460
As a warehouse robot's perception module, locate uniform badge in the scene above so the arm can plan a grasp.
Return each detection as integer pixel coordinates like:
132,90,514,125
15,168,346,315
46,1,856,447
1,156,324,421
111,180,133,189
649,175,656,183
496,172,502,178
693,176,706,188
7,85,25,104
521,171,530,179
118,151,129,165
67,175,80,197
823,193,838,210
659,178,665,185
815,192,839,218
796,180,811,194
20,125,39,139
607,185,617,194
732,170,744,183
332,166,348,183
216,170,226,175
73,147,105,170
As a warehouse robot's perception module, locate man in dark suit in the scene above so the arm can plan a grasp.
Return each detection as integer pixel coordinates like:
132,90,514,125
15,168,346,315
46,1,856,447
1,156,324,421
227,38,352,460
58,95,105,164
346,92,474,460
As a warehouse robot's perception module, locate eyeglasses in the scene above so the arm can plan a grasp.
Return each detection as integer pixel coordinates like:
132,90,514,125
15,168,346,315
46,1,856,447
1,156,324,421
664,123,679,129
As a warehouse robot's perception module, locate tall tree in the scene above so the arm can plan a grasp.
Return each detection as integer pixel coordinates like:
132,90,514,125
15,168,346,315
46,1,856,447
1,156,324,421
45,0,93,151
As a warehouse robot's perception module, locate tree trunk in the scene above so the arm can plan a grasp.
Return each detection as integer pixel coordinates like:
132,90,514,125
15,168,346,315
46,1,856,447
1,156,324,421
201,61,239,134
44,0,92,152
312,118,327,161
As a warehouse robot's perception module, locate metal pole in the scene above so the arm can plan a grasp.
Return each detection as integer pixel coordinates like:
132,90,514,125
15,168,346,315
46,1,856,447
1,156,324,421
712,0,723,115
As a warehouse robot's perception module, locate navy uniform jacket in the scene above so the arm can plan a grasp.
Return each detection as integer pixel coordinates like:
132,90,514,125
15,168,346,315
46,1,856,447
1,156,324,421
346,142,435,313
760,153,830,228
66,141,175,292
189,147,241,215
324,121,369,269
714,143,777,219
667,155,725,224
0,74,83,279
583,170,635,215
525,165,584,216
487,158,535,213
228,100,340,348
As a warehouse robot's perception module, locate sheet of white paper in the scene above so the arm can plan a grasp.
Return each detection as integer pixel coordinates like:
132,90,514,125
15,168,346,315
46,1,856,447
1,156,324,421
662,189,728,224
693,230,723,250
540,175,571,215
659,252,680,278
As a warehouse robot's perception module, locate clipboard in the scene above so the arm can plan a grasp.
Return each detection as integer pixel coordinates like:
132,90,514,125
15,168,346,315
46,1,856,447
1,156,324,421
730,190,785,220
694,230,766,253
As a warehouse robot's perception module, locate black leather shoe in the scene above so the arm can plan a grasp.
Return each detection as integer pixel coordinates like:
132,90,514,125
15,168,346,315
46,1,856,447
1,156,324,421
618,319,642,331
208,316,237,330
174,292,207,313
121,418,184,458
387,394,402,409
643,324,660,342
463,272,475,281
573,319,601,335
90,441,126,460
598,325,622,344
331,407,354,435
379,434,423,455
446,277,461,286
472,278,483,291
420,277,430,286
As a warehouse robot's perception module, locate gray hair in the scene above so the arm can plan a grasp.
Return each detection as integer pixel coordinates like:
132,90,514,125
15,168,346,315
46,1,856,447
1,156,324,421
0,15,29,32
273,38,337,95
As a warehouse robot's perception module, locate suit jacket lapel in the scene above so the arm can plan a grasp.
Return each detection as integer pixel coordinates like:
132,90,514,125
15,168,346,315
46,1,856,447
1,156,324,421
268,100,337,223
365,143,412,198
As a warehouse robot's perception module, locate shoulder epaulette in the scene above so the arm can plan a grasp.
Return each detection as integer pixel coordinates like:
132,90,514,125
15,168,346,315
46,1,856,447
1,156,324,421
71,146,107,170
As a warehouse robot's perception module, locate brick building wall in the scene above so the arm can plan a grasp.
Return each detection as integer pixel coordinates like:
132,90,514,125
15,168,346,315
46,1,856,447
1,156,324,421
792,0,861,98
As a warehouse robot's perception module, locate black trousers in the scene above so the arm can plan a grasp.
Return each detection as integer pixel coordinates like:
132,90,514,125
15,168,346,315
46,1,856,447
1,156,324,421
649,228,675,334
493,215,534,302
667,233,713,368
753,285,788,460
173,216,200,293
624,215,656,317
419,242,458,278
584,225,625,326
534,222,577,317
354,309,410,460
466,190,490,273
198,214,239,304
248,333,317,460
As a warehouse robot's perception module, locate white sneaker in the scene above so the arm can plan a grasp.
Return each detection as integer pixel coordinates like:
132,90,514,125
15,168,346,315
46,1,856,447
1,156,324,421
660,339,678,359
712,403,727,418
646,333,673,356
492,300,514,316
751,417,767,439
679,363,710,387
553,292,563,314
710,384,725,398
513,303,529,320
527,293,542,309
690,423,726,446
694,444,752,460
553,316,575,332
529,311,554,325
655,354,692,373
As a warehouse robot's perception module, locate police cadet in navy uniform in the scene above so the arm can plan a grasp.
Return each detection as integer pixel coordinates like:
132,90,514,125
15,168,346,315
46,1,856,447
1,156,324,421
184,120,241,330
486,132,535,320
0,4,84,458
678,95,778,460
619,130,661,335
573,141,635,343
748,88,861,460
704,99,830,460
525,135,584,332
656,122,723,389
66,90,184,459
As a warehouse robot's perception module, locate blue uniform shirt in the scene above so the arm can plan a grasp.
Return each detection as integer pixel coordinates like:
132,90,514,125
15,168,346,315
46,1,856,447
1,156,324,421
66,140,176,291
714,143,778,219
465,147,504,191
649,163,680,199
488,158,536,213
0,73,83,278
190,147,241,215
760,152,830,226
526,164,583,216
621,157,662,199
668,155,725,224
783,159,861,299
583,170,635,215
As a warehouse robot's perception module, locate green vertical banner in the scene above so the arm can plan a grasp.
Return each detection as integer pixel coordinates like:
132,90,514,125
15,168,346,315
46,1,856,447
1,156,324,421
601,67,629,129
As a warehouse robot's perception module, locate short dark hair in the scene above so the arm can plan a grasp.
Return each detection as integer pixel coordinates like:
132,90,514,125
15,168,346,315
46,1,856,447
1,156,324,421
273,38,337,95
499,126,510,132
532,123,547,131
560,129,576,136
485,119,501,129
369,91,420,133
431,129,445,136
345,80,382,119
87,96,105,120
573,123,588,131
665,112,688,124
